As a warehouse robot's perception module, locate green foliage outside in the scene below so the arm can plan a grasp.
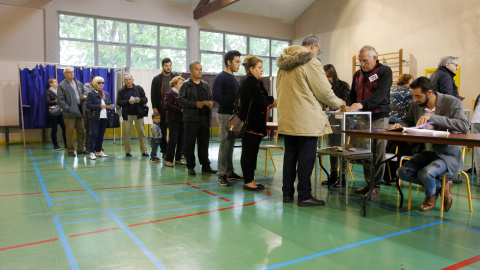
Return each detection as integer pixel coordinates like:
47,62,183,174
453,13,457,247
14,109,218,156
60,40,94,66
131,47,157,69
98,45,126,67
97,19,127,43
131,23,157,46
59,14,94,40
160,27,187,48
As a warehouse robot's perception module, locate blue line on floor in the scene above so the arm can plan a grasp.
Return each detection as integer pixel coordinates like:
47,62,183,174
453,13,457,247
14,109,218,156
257,221,441,270
106,210,167,270
43,167,151,177
53,216,79,270
47,146,100,201
27,148,54,206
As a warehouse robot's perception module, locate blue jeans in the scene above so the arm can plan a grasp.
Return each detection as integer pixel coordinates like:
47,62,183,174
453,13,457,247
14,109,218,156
396,151,447,197
89,118,108,153
150,139,160,158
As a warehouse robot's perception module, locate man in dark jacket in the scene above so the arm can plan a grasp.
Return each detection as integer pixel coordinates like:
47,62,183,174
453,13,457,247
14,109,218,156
117,74,149,157
347,45,393,199
57,67,89,157
429,56,464,101
178,61,217,176
151,58,178,159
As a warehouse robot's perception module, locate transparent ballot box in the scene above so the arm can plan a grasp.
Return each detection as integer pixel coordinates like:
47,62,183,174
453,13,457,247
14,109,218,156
317,111,372,155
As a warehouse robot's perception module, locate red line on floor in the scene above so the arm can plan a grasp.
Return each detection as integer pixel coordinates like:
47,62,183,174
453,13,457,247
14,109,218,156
0,192,42,197
0,238,58,252
69,227,120,238
190,185,230,201
442,254,480,270
50,189,87,193
451,193,480,200
129,198,269,227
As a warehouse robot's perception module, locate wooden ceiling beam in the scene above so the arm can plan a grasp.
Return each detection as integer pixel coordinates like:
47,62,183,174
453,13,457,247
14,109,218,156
194,0,240,20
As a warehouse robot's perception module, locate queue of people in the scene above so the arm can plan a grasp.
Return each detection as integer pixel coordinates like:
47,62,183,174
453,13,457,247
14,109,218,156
46,34,473,212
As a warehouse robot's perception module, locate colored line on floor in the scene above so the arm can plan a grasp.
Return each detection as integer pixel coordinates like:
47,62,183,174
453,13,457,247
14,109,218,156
106,210,167,270
190,185,230,201
69,227,120,238
0,238,58,252
129,197,270,227
0,192,42,197
28,148,54,206
0,170,34,174
53,216,79,270
257,221,441,270
442,254,480,270
452,193,480,200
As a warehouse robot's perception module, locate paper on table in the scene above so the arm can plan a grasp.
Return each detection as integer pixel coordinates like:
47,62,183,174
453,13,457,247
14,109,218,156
402,127,450,136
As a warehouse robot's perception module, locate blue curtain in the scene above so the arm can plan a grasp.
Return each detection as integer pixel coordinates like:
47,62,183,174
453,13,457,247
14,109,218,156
19,65,116,129
19,65,56,129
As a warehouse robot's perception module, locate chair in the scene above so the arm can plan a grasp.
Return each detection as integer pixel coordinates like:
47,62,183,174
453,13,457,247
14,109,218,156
259,132,284,176
406,147,473,217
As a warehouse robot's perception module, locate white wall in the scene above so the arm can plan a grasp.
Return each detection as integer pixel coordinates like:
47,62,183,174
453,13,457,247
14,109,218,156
0,0,294,143
294,0,480,110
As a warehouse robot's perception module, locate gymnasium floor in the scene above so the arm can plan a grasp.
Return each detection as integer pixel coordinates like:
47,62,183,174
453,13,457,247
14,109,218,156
0,137,479,270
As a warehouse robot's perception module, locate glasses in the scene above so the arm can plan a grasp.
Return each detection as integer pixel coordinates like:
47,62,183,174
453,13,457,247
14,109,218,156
65,71,74,74
449,62,458,67
98,82,105,84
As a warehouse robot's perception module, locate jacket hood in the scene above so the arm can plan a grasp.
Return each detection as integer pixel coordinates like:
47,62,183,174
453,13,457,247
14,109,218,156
276,45,314,71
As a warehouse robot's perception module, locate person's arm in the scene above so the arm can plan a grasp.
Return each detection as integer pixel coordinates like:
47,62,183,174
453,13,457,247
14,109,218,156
212,75,227,105
346,74,357,106
56,84,71,112
45,90,57,106
151,76,159,111
304,59,342,109
437,76,459,98
86,92,102,111
360,66,393,110
242,76,273,106
116,88,129,107
177,83,196,109
430,98,469,133
339,80,351,102
165,92,182,113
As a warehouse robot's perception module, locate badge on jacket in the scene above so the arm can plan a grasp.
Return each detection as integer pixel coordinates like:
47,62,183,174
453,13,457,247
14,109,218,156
369,74,378,82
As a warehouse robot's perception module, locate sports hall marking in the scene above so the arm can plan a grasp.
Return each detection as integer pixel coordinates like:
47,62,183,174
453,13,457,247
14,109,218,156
0,238,58,252
442,255,480,270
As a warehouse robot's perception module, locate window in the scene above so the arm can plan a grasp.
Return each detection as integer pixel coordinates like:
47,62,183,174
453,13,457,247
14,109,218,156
58,13,188,71
199,30,290,77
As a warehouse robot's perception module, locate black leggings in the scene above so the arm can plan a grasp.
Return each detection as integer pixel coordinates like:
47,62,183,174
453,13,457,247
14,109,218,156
48,114,67,148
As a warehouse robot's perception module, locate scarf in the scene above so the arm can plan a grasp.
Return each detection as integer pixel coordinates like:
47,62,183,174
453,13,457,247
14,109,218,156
172,87,179,95
49,87,57,96
95,90,104,99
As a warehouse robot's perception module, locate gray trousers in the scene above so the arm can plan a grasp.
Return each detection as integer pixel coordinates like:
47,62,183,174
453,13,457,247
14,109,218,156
123,115,147,154
217,113,236,176
364,117,389,186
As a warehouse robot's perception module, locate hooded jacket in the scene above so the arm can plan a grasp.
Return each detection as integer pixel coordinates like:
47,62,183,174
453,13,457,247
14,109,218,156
276,45,343,137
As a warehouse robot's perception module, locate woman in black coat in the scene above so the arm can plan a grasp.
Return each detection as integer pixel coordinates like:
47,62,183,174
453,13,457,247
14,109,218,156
86,76,114,160
44,78,66,150
239,56,275,191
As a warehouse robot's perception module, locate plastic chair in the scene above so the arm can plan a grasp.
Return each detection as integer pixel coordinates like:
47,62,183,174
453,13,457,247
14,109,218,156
259,132,284,176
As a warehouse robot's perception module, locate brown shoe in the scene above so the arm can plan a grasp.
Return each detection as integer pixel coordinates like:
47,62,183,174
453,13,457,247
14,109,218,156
443,180,453,212
354,186,370,194
68,152,76,157
420,195,437,211
365,187,381,200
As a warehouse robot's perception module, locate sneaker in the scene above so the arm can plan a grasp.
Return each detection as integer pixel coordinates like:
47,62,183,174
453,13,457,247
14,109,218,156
54,146,61,151
218,175,231,186
150,157,160,163
96,151,108,157
175,160,185,165
227,172,243,180
126,153,132,157
165,161,174,167
142,153,149,157
89,153,97,160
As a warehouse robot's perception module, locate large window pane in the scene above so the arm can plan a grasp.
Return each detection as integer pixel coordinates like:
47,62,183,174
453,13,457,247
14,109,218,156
131,47,157,69
200,31,223,52
201,53,223,73
59,14,94,40
271,57,279,76
60,40,94,66
98,45,126,67
130,23,157,46
250,37,270,57
259,57,270,77
160,49,187,72
236,56,246,76
225,34,247,54
271,40,289,57
97,19,127,43
160,27,187,48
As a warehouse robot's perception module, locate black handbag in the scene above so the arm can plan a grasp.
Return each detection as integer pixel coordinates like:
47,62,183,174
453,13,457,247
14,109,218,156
225,97,252,139
143,105,149,117
107,112,120,128
48,105,62,116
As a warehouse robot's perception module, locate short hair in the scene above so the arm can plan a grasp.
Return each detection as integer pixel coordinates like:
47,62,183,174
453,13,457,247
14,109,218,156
169,75,185,88
90,75,98,81
438,56,458,67
91,76,105,88
162,58,172,66
323,64,339,85
189,61,201,71
224,50,241,67
359,45,377,58
152,113,160,119
47,78,56,85
301,34,319,46
124,74,133,80
410,76,436,94
397,74,414,86
243,55,262,74
63,67,73,74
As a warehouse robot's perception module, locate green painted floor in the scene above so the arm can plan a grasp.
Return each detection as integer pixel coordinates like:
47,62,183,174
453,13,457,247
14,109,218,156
1,137,479,270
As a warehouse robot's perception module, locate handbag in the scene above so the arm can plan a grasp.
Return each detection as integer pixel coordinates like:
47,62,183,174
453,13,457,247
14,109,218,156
48,105,62,116
107,112,120,128
143,105,149,117
225,98,252,139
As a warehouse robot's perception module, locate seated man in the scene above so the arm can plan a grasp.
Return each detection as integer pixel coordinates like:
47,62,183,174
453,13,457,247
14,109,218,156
394,77,469,212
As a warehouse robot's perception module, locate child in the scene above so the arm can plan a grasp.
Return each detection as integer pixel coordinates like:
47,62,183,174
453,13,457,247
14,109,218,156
150,113,162,162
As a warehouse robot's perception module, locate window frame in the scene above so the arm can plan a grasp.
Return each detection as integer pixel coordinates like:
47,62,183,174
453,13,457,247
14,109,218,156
58,12,189,71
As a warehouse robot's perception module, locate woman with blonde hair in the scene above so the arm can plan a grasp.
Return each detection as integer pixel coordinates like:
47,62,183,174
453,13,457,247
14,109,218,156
164,76,186,167
239,56,276,191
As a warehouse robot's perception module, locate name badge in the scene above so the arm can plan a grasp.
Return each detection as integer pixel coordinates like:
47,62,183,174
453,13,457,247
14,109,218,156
369,74,378,82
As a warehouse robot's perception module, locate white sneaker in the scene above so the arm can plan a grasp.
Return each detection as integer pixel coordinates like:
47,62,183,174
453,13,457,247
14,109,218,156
96,151,108,157
89,153,97,160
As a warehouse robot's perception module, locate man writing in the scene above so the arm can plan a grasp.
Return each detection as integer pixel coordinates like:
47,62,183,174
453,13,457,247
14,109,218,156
395,77,469,211
347,45,392,199
151,58,178,159
212,50,243,186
